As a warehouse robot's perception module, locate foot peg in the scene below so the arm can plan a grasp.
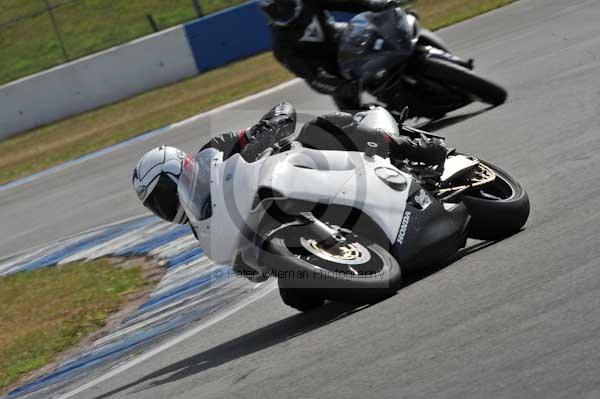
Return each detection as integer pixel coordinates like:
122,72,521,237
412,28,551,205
454,58,475,70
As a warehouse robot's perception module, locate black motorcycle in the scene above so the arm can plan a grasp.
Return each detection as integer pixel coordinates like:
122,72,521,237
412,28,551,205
338,7,507,119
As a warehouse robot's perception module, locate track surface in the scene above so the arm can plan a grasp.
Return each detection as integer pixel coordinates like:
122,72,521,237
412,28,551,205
3,0,600,397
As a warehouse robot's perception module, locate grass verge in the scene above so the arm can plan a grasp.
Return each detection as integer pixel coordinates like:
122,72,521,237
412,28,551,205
0,258,153,391
0,0,247,85
0,0,515,185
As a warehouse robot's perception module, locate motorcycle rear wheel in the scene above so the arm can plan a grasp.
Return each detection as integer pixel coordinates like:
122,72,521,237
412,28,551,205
278,280,325,312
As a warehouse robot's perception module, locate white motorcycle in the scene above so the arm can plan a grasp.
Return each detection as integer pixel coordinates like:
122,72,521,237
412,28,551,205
178,107,530,311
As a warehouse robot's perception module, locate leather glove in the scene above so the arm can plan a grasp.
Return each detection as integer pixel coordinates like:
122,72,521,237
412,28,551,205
414,138,447,166
390,136,447,166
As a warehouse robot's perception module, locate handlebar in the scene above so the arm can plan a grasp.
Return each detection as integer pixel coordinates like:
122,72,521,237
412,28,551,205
401,125,446,141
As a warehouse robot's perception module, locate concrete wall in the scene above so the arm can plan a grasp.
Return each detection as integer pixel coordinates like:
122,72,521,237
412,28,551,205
0,0,357,140
0,25,197,140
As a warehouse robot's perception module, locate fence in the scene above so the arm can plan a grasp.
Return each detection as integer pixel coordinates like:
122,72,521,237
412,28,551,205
0,0,245,86
0,0,362,139
0,1,275,139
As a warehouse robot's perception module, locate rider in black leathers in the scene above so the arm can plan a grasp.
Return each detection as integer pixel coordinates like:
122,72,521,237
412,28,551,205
259,0,406,111
200,102,446,169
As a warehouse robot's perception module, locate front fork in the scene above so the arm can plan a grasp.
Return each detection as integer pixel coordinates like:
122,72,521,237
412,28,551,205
416,45,475,70
234,211,345,282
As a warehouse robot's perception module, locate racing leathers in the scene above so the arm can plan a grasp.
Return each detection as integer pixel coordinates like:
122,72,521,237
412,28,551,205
265,0,403,111
199,102,446,168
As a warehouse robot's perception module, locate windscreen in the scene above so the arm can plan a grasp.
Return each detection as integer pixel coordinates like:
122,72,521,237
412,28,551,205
178,148,218,222
338,8,414,82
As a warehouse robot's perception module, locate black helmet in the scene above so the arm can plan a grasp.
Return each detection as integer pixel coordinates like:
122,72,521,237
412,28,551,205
259,0,303,27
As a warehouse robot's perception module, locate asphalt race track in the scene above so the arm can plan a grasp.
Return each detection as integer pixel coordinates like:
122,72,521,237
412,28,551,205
2,0,600,397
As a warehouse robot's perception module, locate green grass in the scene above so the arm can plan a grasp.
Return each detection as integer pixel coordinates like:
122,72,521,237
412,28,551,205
0,1,45,24
0,0,516,185
0,258,148,390
0,0,247,85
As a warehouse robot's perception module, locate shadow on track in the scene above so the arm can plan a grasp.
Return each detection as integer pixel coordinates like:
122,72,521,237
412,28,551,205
92,301,368,399
397,239,497,289
92,238,501,399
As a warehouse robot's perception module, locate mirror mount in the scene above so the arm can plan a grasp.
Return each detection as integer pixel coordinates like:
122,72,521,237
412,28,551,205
397,106,410,124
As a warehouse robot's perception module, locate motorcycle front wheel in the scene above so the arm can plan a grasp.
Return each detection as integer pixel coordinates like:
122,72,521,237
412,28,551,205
462,161,530,240
421,57,507,106
266,227,402,305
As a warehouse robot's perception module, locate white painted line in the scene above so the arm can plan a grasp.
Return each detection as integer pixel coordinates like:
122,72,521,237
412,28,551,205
147,236,199,259
92,288,218,347
0,214,159,264
150,265,221,298
125,275,235,327
57,224,164,265
155,259,215,291
93,277,246,347
0,78,301,193
52,280,277,399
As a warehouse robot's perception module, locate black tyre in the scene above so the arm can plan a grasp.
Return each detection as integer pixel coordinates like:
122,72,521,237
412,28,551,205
278,280,325,312
462,161,530,240
265,227,402,304
421,57,507,106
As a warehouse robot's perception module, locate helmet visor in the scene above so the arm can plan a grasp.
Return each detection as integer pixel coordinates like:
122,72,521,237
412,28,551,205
143,174,180,222
178,148,219,222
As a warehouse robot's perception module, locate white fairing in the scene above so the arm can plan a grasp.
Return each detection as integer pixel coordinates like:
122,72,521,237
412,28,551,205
354,106,400,137
181,149,412,265
180,107,416,265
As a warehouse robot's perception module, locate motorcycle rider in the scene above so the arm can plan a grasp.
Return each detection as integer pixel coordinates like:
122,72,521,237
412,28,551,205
258,0,408,111
132,102,445,228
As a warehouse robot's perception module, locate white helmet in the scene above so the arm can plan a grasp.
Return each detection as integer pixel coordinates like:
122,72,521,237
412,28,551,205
132,146,189,224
